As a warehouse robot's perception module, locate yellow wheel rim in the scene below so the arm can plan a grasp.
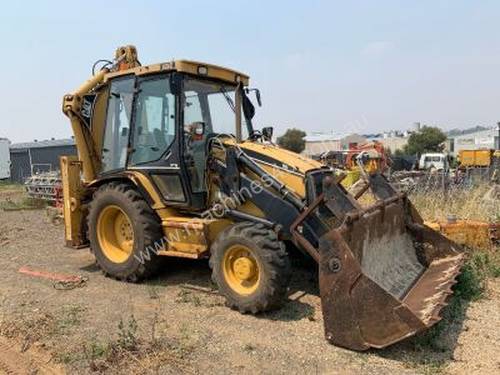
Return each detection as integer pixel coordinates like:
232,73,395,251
97,205,134,264
222,244,260,295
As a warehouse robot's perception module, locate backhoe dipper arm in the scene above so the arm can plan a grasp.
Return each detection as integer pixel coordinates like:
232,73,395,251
61,45,139,182
62,69,108,182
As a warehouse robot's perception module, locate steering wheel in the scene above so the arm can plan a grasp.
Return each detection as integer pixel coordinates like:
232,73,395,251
184,130,194,148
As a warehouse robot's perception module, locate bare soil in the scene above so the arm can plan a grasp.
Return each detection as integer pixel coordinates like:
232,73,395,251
0,336,64,374
0,195,498,374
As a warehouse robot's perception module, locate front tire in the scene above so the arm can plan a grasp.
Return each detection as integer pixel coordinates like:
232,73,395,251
209,222,291,313
87,182,164,282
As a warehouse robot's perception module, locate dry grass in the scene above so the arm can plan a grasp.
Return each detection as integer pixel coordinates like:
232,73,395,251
0,197,47,210
409,184,499,222
0,182,23,191
402,182,500,359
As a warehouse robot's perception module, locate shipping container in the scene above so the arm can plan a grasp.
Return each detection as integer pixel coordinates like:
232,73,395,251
0,138,11,179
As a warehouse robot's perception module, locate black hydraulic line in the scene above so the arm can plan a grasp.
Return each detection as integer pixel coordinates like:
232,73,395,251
225,210,276,228
92,59,113,75
235,148,306,211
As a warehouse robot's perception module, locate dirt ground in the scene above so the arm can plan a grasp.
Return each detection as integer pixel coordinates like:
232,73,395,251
0,190,498,374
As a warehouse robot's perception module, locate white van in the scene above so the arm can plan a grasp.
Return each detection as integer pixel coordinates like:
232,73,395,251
418,153,449,171
0,138,11,180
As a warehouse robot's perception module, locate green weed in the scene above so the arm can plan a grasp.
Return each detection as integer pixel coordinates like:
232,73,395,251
117,315,139,351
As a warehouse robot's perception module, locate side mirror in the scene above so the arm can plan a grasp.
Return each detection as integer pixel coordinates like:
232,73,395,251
254,89,262,107
262,126,273,141
245,88,262,107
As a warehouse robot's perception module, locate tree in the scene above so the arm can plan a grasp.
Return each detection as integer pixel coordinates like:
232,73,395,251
394,149,405,157
403,126,446,156
277,128,306,153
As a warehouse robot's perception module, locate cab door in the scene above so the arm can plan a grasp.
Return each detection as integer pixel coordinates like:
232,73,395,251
128,74,190,206
101,77,135,173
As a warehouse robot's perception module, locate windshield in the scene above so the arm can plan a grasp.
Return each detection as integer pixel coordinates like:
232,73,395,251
183,77,253,139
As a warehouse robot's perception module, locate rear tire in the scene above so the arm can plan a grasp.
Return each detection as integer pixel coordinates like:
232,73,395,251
87,182,164,282
209,222,291,313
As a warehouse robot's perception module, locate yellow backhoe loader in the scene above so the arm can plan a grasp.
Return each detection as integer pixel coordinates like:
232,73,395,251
61,46,464,351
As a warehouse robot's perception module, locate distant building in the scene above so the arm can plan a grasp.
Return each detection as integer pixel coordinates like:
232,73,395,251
302,124,499,158
302,133,367,157
373,126,416,153
446,127,499,157
9,138,76,183
443,139,454,155
378,136,409,154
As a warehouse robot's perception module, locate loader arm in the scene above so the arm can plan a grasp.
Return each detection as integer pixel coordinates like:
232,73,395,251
212,143,464,351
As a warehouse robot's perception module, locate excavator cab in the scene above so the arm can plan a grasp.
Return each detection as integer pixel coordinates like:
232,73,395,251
61,46,464,351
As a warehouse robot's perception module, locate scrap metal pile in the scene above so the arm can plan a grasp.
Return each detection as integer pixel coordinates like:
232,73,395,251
389,169,498,193
24,171,62,205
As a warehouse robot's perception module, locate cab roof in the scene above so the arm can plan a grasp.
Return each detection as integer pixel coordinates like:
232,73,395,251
104,59,250,86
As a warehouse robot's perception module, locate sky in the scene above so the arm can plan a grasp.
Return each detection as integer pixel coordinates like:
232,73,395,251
1,0,500,143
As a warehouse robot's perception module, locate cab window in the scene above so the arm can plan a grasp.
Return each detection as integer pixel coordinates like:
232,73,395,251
101,77,134,173
183,78,247,193
183,78,247,138
130,77,176,166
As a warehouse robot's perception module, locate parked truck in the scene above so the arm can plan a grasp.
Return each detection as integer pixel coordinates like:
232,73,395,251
0,138,11,180
458,149,498,168
457,149,500,182
418,153,449,170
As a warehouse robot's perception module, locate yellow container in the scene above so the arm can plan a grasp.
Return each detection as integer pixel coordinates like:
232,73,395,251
458,149,492,167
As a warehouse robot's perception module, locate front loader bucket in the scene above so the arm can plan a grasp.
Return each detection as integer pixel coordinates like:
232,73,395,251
294,173,464,351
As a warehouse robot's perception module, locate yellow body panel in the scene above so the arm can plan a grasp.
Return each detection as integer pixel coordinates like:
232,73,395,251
159,217,239,258
239,141,322,173
124,171,168,211
233,141,324,198
160,217,209,257
60,156,86,248
125,171,229,257
105,60,249,86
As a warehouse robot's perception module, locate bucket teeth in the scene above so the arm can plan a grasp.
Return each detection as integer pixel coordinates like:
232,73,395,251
403,253,464,326
443,288,454,296
429,315,442,323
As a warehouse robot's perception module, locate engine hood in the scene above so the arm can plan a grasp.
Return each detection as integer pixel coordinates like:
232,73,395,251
233,141,324,198
238,141,323,175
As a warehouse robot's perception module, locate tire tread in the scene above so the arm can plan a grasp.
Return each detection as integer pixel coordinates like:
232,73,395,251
209,222,291,313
